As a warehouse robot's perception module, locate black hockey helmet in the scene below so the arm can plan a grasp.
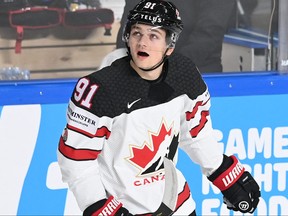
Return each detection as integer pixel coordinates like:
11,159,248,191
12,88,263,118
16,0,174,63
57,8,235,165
123,0,183,48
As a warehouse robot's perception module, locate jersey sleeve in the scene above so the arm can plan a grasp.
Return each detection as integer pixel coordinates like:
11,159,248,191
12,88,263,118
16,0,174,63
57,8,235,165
57,76,113,211
179,84,223,177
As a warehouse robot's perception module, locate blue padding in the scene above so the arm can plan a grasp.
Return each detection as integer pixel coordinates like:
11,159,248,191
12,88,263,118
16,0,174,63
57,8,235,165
0,79,76,105
204,72,288,97
1,72,288,105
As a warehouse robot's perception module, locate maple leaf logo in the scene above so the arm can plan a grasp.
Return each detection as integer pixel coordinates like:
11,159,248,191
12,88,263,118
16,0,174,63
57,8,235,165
126,120,175,176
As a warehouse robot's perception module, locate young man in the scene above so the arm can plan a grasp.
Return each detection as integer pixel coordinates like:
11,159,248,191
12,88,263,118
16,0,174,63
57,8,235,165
57,0,260,215
116,0,237,73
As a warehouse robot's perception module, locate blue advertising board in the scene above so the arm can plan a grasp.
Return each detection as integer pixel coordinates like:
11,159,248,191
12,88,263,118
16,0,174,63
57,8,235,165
0,72,288,215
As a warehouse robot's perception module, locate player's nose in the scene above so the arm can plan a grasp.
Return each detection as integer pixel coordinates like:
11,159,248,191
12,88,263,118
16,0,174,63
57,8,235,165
137,34,149,48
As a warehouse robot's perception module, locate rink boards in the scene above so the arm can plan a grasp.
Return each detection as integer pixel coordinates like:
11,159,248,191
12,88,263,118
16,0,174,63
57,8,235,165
0,72,288,215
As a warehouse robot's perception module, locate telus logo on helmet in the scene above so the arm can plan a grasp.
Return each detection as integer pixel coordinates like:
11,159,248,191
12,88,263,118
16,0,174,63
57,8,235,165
140,14,162,23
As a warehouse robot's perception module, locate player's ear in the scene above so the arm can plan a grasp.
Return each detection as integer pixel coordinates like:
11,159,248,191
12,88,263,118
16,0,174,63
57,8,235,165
166,48,174,56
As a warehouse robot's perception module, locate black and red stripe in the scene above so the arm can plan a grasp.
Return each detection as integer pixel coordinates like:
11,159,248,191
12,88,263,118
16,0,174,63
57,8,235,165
186,98,210,138
175,182,191,211
58,136,101,161
67,124,111,139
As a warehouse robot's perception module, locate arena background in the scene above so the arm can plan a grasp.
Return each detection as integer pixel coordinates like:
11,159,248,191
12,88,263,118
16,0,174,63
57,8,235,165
1,0,288,215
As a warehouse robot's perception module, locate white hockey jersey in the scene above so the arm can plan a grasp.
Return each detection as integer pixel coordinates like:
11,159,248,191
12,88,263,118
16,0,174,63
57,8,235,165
57,53,223,215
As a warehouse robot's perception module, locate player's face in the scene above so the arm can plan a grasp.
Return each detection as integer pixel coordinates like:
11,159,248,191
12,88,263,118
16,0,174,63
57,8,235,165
128,24,173,72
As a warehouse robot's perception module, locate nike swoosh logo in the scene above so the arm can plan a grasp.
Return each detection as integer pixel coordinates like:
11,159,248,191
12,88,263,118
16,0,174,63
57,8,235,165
127,98,141,109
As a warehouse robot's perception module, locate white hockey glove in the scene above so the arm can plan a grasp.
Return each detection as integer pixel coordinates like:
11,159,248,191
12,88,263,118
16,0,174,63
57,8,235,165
83,196,132,216
208,155,260,213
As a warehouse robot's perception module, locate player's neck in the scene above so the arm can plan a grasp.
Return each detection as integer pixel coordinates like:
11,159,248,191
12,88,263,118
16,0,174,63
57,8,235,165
130,60,164,81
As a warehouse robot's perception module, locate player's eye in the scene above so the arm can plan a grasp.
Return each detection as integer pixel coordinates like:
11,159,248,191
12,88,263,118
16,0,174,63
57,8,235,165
150,33,159,40
131,30,142,38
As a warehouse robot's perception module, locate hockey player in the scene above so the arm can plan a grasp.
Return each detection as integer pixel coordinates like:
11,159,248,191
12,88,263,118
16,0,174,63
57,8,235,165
116,0,237,73
57,0,260,215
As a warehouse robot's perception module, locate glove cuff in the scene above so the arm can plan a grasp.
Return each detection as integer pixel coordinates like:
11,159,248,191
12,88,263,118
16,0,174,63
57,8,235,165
83,196,123,216
209,155,245,191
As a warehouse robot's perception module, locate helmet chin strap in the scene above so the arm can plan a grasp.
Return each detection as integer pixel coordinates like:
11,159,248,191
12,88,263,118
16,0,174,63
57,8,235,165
139,49,169,72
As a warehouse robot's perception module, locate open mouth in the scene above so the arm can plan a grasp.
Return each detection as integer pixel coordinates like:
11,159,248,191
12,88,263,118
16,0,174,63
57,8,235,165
137,51,149,57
